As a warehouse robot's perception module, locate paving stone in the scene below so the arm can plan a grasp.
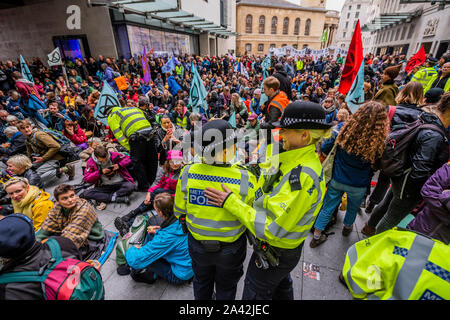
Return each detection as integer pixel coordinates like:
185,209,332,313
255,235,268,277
301,266,353,300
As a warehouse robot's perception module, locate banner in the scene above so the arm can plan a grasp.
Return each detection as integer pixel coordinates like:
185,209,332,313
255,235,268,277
321,29,328,44
188,64,208,114
405,45,426,74
94,82,121,125
228,112,236,129
20,55,34,84
47,47,62,67
338,20,363,96
161,55,180,74
260,55,271,105
345,62,365,113
141,46,152,84
240,62,249,79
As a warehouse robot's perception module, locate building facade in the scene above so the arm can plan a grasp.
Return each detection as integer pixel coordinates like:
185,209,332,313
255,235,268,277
362,0,450,58
335,0,371,54
323,10,340,48
0,0,237,62
235,0,328,55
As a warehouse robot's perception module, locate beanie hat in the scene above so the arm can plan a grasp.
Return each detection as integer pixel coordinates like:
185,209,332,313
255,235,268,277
425,88,444,104
167,150,183,161
384,64,402,80
0,214,35,259
253,88,261,95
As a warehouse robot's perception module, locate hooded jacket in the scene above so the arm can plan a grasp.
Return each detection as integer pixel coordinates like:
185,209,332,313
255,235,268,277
374,81,399,106
84,151,134,185
148,168,181,195
273,70,293,100
407,162,450,244
125,217,194,281
0,132,26,156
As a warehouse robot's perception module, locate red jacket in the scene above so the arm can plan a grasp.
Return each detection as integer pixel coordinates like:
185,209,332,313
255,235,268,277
148,170,180,195
63,124,87,145
84,152,134,185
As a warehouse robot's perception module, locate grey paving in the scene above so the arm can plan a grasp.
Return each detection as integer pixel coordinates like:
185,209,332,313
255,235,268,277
45,160,375,300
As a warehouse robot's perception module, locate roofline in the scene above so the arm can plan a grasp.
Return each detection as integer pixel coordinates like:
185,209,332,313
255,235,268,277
236,2,327,13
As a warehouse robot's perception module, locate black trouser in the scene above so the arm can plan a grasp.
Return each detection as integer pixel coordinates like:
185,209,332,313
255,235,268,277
124,189,172,226
368,171,390,206
242,242,303,300
188,233,247,300
129,132,158,191
80,182,135,203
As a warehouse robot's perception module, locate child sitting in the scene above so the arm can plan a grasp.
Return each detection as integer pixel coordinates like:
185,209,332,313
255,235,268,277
114,150,183,237
124,192,194,285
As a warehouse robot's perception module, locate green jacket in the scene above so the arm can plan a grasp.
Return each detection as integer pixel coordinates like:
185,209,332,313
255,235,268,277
374,82,399,106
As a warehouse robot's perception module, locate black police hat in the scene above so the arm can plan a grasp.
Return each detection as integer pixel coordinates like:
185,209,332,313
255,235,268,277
195,119,238,155
273,101,334,130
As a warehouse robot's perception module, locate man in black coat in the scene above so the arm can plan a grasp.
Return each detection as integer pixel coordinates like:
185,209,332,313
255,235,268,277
272,63,293,100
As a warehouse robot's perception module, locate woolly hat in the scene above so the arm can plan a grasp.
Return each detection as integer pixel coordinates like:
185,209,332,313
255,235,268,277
0,214,35,259
167,150,183,161
253,88,262,95
425,88,444,104
384,64,402,80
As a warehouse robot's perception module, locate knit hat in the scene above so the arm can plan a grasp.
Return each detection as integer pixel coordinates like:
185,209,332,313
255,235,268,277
167,150,183,161
0,214,35,259
248,113,258,121
273,101,334,130
253,88,261,95
425,88,444,104
384,64,402,80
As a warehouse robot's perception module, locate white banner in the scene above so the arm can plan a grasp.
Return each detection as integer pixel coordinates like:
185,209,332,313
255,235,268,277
269,45,344,61
47,47,62,66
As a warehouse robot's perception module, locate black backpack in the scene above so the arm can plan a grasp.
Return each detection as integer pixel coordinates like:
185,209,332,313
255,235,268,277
380,119,447,178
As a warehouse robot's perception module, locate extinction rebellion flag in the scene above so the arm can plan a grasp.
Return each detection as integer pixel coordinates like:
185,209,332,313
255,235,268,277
405,46,426,74
20,55,34,84
47,47,62,67
188,64,208,114
94,81,121,125
339,20,364,113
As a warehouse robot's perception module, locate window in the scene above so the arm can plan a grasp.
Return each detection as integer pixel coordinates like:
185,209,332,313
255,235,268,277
355,12,359,19
401,26,407,40
345,21,349,29
349,5,352,10
395,28,400,41
258,43,264,52
282,44,287,47
343,31,346,38
304,19,311,36
407,24,415,39
357,4,361,9
294,18,300,35
271,16,278,34
293,44,298,49
390,29,395,42
347,12,350,19
283,17,289,35
246,14,253,33
259,15,265,34
270,43,276,49
245,43,252,52
303,44,308,49
353,20,357,28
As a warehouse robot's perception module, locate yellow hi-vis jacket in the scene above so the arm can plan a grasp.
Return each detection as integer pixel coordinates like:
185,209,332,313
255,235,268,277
342,228,450,300
223,144,326,249
174,163,257,243
107,106,152,150
411,67,438,87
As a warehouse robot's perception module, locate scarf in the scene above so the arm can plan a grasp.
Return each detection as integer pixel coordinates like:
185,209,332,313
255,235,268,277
12,185,41,220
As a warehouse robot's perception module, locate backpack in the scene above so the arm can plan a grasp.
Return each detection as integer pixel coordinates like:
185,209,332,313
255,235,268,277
380,119,447,178
33,129,81,162
115,214,150,266
0,238,104,300
34,128,71,146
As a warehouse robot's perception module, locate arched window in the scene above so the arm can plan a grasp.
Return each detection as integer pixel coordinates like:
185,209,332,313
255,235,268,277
259,15,265,34
271,16,277,34
294,18,300,35
283,17,289,34
305,19,311,36
246,14,252,33
245,43,252,52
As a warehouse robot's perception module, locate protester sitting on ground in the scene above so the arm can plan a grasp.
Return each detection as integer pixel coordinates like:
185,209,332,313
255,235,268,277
170,100,191,130
155,115,184,166
6,115,19,128
407,162,450,244
311,101,389,248
231,93,249,127
17,120,75,183
0,126,26,157
114,150,184,237
36,184,106,261
3,177,53,231
62,120,87,150
373,64,402,106
6,91,26,119
124,192,194,285
421,88,444,113
44,101,70,132
0,214,82,300
6,155,43,189
80,145,135,210
78,106,102,138
78,137,118,174
322,97,338,124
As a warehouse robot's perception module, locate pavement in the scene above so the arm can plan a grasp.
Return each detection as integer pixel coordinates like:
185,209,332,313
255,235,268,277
43,160,375,300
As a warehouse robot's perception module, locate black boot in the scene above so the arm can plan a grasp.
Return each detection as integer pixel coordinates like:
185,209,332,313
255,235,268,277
114,217,130,237
365,202,375,214
115,196,130,205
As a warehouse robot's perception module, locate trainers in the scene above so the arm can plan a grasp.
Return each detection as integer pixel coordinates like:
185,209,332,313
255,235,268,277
365,202,375,214
65,163,75,180
361,222,376,237
309,234,328,248
114,217,130,237
342,225,353,237
116,264,131,276
96,202,107,211
115,196,130,205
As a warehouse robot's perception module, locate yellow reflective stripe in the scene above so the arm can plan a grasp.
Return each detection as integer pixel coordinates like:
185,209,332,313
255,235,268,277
187,214,242,229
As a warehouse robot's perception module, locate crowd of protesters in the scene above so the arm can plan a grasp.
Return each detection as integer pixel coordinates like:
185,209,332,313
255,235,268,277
0,46,449,300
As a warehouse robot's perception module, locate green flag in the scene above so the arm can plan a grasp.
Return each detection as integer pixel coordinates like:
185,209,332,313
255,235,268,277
321,29,328,43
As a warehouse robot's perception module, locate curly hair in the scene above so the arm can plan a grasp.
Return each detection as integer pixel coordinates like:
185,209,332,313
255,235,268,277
336,101,389,163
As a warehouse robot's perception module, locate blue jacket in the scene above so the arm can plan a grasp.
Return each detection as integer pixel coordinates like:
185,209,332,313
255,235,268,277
167,76,182,96
321,127,372,188
125,219,193,281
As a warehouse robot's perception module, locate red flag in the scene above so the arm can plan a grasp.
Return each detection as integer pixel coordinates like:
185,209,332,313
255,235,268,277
405,46,426,74
338,20,363,95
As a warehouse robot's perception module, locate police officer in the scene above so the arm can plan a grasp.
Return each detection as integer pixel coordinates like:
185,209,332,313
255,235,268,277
107,104,158,191
205,101,333,300
411,57,439,88
174,119,257,300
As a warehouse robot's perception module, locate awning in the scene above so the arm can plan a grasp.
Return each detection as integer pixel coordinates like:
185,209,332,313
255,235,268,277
89,0,239,38
361,10,422,32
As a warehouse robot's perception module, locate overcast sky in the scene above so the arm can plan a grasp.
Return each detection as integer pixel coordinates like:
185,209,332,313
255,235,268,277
286,0,346,12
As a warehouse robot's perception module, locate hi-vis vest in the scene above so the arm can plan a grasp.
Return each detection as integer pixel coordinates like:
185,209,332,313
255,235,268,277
174,163,257,243
107,106,151,150
411,67,438,87
296,60,304,71
223,144,326,249
175,65,184,76
176,114,188,130
342,228,450,300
